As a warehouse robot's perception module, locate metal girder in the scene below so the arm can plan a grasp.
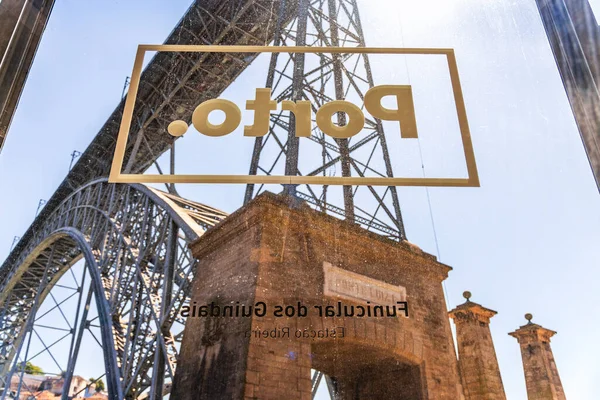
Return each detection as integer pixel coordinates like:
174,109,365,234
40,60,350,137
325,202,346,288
244,0,406,240
3,0,297,283
0,179,227,398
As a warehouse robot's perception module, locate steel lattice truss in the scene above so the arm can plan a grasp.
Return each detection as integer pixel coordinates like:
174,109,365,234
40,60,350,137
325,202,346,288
244,0,406,240
1,2,293,394
1,0,405,398
0,179,227,399
3,0,296,282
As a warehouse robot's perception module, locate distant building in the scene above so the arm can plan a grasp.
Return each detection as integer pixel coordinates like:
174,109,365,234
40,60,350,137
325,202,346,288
29,391,54,400
8,374,98,399
38,375,91,398
7,373,45,399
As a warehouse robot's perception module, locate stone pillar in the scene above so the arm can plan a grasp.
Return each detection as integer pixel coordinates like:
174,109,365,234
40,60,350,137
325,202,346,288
509,314,566,400
448,292,506,400
171,192,464,400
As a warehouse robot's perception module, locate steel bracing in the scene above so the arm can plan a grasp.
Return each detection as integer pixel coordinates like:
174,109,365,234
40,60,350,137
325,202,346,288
1,0,404,398
0,179,227,399
244,0,406,240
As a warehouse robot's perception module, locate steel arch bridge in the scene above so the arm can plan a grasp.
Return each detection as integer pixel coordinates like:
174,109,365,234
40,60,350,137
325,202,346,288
1,0,407,398
0,179,228,399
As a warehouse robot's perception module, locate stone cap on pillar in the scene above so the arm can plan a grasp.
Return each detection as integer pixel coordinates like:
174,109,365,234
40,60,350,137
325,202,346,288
509,313,557,344
448,291,498,324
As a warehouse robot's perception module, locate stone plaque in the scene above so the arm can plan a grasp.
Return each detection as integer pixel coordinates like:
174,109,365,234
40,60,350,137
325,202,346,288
323,262,407,305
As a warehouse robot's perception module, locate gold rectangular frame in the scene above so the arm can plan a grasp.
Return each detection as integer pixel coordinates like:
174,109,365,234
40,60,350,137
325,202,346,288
109,45,479,187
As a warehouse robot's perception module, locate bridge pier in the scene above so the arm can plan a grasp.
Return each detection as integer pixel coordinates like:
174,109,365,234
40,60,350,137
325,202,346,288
171,192,464,399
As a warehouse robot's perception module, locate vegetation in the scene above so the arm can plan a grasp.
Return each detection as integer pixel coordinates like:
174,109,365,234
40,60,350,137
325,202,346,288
23,361,43,375
89,377,105,392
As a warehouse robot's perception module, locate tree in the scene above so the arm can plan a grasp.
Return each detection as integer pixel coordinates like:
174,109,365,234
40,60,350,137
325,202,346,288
23,361,43,375
89,377,105,392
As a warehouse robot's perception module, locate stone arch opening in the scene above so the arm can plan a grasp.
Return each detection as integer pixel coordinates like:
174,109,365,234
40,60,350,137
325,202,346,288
311,341,426,399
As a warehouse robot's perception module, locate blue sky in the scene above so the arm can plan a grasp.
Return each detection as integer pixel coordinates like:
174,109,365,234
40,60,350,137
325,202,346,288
1,0,599,398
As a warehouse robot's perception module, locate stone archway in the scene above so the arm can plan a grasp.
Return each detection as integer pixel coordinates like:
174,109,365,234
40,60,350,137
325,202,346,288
311,341,426,399
172,192,463,399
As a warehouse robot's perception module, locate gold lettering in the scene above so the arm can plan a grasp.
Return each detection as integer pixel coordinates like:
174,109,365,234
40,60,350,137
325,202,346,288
192,99,241,137
316,100,365,139
282,100,312,137
364,85,418,138
245,88,277,137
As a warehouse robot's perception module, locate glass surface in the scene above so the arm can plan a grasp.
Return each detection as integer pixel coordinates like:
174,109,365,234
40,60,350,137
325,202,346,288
0,1,598,399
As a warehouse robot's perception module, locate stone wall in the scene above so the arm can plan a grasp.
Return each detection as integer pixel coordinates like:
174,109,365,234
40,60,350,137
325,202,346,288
171,192,464,399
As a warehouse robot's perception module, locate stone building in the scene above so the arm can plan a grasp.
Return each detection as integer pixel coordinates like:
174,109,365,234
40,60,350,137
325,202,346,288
171,192,566,400
8,374,99,399
7,374,45,399
38,375,90,397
